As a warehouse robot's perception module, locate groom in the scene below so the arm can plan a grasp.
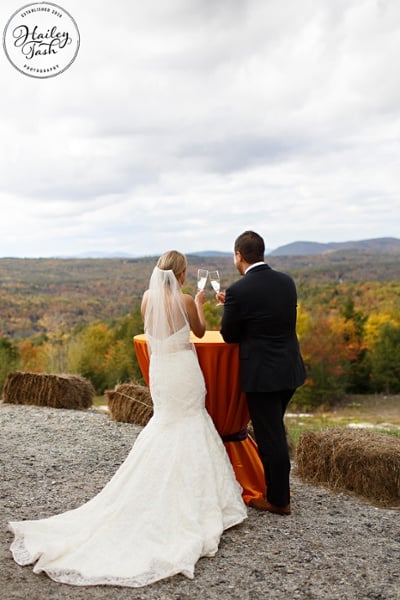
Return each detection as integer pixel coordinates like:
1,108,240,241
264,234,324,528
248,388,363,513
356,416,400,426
218,231,306,515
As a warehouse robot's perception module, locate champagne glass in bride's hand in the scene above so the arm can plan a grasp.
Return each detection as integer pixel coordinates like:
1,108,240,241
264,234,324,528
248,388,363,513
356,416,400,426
197,269,208,291
209,270,222,304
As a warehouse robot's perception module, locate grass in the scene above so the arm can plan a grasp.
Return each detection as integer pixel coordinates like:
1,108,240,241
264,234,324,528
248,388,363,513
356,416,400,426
286,394,400,446
95,392,399,444
93,395,107,408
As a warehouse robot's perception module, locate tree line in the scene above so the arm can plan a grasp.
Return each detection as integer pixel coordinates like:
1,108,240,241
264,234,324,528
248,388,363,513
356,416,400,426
0,254,399,409
1,284,399,408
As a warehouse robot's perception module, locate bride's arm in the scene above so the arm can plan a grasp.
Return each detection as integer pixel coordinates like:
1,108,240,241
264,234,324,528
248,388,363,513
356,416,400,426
184,292,206,338
141,290,148,320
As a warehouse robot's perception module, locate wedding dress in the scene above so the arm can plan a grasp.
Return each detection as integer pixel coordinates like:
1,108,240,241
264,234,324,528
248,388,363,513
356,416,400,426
9,267,247,587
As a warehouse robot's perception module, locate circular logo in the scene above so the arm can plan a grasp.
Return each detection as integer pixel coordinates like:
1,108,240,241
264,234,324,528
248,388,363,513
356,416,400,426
3,2,80,78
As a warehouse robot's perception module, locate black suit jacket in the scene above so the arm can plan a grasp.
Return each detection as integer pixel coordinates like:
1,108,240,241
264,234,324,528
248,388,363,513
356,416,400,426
220,264,306,393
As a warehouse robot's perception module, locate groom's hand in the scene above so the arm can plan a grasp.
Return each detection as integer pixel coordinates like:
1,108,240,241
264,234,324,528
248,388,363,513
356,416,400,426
216,291,226,304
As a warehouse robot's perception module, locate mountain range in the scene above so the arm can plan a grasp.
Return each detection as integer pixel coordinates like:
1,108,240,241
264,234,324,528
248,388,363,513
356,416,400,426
63,237,400,259
268,237,400,256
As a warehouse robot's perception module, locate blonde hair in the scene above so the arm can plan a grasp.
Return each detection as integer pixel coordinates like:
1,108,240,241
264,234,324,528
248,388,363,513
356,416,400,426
157,250,187,279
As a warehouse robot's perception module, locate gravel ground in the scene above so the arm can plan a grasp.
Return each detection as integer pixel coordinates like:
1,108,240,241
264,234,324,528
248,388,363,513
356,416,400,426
1,403,399,600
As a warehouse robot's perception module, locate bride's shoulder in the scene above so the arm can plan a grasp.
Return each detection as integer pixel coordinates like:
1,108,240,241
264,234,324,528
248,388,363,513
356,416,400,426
182,293,198,317
182,293,194,308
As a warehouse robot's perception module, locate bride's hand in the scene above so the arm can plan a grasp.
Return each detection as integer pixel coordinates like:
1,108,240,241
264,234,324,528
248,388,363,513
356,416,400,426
195,290,206,305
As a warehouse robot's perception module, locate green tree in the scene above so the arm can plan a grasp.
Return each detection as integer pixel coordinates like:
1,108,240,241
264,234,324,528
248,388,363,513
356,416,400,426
68,305,145,393
104,340,136,388
108,305,144,385
370,323,400,393
0,336,18,390
203,301,222,330
339,296,371,392
68,323,114,393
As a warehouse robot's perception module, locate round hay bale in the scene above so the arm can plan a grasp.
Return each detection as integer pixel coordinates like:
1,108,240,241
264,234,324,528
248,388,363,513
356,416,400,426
2,371,94,410
295,428,400,508
105,382,153,426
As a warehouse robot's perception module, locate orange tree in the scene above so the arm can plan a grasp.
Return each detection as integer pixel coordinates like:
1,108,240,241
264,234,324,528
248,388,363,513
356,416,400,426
294,311,353,409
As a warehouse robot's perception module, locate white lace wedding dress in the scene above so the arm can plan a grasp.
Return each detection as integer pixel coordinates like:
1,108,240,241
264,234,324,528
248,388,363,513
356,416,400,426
9,325,247,587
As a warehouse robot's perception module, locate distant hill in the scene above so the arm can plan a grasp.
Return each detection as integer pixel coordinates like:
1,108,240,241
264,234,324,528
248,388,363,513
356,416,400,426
57,251,135,259
1,247,399,339
270,237,400,256
46,237,400,259
56,250,232,259
189,250,231,257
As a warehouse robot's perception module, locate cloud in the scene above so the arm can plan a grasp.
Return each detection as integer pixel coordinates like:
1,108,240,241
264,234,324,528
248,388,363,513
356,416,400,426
0,0,399,257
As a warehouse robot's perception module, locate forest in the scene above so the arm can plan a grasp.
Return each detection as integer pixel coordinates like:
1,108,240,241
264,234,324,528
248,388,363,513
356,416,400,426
0,248,399,409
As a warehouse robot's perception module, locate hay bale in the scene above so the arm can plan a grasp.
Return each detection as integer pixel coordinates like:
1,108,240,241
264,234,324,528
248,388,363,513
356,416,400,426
2,371,94,410
105,382,153,425
295,428,400,508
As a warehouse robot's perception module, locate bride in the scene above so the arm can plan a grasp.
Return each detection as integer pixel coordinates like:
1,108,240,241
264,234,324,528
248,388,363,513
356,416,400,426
8,250,247,588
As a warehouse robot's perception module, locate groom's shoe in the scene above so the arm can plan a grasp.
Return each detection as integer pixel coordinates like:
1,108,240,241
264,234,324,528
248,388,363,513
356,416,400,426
249,498,291,515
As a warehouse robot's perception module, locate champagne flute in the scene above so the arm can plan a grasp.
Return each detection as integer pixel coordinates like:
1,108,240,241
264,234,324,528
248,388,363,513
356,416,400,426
209,270,222,304
197,269,208,291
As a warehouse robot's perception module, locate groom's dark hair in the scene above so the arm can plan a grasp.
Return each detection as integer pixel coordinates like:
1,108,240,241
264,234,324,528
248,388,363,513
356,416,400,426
234,231,265,264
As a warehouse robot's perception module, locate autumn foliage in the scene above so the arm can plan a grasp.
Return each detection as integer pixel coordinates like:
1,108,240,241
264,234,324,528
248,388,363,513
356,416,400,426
0,251,399,407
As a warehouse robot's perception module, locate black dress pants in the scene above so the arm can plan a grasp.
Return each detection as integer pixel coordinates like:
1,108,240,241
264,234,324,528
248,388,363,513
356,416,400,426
246,389,294,507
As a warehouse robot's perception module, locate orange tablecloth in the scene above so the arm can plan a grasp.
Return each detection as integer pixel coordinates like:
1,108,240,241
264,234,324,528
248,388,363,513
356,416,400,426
134,331,266,504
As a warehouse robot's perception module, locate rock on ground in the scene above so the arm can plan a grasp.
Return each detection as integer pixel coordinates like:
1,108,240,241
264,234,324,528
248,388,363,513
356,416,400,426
1,403,399,600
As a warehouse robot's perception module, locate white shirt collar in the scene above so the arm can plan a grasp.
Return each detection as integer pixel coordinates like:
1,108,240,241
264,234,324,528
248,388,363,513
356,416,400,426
245,261,265,274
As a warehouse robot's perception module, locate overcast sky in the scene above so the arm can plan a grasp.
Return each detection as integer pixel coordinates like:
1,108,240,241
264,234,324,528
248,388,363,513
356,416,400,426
1,0,399,257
